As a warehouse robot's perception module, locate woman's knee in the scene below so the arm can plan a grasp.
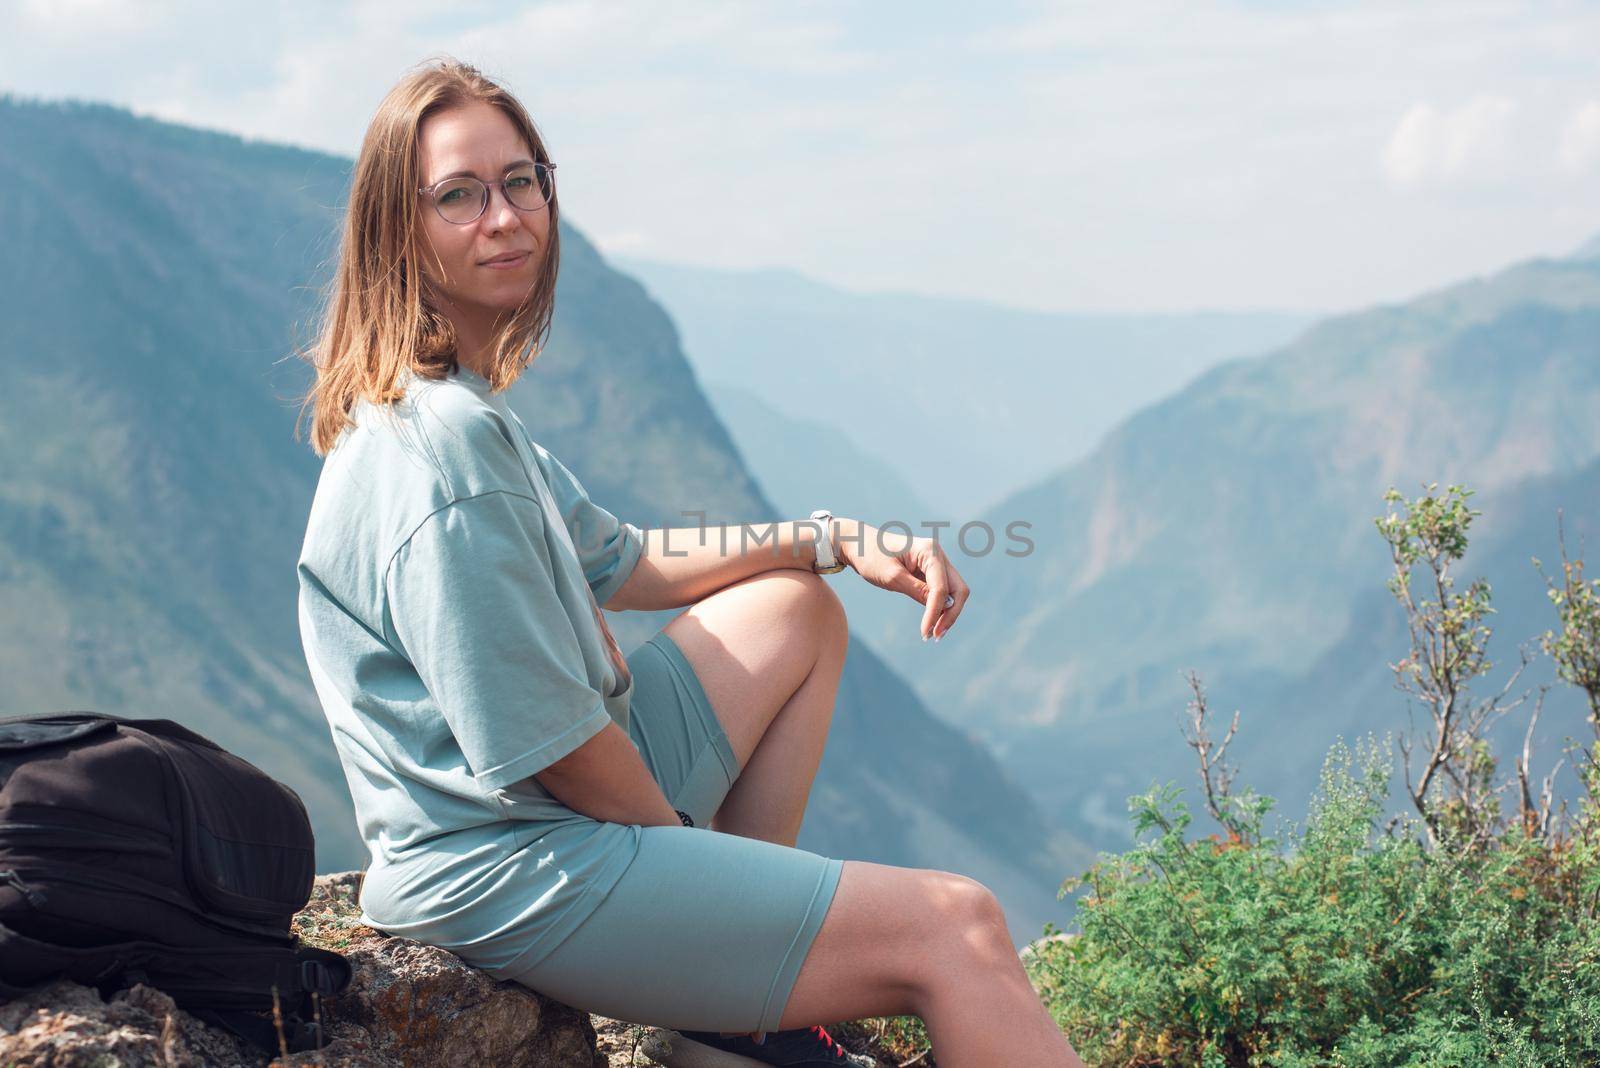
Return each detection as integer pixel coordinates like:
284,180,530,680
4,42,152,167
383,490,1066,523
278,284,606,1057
793,569,848,649
726,568,848,649
902,869,1002,936
780,862,974,1025
885,870,1018,1020
930,872,1012,959
884,869,1012,979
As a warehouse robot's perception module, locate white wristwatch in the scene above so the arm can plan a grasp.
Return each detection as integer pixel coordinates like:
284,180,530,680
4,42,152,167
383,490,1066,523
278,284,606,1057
809,509,846,575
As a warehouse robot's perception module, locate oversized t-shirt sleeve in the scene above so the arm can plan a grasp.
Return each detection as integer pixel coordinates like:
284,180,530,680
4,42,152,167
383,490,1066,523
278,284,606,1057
541,451,644,608
384,489,611,792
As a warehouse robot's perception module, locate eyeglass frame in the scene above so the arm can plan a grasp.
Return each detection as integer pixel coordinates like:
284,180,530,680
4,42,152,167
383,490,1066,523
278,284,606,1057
416,161,557,225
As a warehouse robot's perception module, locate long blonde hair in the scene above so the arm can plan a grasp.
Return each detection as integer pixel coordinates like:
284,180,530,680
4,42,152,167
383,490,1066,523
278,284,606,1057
293,56,561,457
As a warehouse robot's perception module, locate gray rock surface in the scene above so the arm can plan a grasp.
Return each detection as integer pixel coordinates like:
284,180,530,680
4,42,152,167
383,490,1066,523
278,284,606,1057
0,871,904,1067
0,872,603,1066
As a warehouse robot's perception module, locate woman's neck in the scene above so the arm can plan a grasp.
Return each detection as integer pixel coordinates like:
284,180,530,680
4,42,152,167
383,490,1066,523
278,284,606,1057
445,302,500,379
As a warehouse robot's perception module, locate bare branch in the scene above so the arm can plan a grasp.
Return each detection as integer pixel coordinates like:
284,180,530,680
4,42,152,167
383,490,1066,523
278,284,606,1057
1517,685,1545,836
1179,669,1244,836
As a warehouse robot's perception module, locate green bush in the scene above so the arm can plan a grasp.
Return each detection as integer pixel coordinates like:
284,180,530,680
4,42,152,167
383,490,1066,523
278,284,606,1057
1027,486,1600,1066
1027,739,1600,1065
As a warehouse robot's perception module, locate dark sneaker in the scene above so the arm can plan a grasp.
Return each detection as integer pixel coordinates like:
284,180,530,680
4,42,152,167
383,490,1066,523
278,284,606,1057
640,1024,876,1067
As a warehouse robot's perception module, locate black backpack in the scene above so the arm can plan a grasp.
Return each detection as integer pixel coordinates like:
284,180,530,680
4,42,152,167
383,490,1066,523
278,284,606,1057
0,711,353,1055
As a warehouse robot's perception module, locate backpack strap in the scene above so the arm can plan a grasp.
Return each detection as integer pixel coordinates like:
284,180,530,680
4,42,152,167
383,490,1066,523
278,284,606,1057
0,921,135,996
188,1005,329,1055
184,944,346,1053
0,923,349,1055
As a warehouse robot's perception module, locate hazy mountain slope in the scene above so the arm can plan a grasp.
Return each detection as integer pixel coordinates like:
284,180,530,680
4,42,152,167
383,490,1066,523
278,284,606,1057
1228,451,1600,817
865,244,1600,845
0,96,363,852
700,380,936,652
0,95,1089,947
614,254,1315,519
702,380,934,527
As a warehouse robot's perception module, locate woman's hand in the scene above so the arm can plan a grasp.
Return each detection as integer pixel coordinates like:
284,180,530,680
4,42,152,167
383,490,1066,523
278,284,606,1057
834,519,969,641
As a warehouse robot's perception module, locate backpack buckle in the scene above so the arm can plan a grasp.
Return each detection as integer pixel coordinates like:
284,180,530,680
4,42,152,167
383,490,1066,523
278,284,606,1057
299,959,339,996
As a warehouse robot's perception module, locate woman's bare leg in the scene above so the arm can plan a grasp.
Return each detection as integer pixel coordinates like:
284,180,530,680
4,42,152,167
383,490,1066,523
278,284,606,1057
660,572,1083,1063
777,861,1086,1067
662,568,848,847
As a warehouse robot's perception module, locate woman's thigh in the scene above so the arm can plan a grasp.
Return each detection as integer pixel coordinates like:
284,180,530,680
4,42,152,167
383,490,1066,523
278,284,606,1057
623,630,742,828
540,621,969,1035
505,823,846,1035
657,569,847,775
506,846,986,1036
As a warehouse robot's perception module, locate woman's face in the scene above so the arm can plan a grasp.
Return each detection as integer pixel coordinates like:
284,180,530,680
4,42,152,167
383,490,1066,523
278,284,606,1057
412,100,550,319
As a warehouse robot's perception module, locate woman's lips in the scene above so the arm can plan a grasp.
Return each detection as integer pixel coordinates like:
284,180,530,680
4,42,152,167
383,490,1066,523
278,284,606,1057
481,251,531,270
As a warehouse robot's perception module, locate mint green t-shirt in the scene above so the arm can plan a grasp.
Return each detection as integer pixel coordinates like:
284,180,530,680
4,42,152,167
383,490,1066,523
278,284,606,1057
296,363,647,974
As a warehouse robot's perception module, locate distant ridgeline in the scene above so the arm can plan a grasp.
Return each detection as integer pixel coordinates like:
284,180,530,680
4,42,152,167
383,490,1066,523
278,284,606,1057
863,226,1600,850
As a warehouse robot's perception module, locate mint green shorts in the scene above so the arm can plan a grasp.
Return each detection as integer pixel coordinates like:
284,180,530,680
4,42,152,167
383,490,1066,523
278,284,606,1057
505,631,846,1034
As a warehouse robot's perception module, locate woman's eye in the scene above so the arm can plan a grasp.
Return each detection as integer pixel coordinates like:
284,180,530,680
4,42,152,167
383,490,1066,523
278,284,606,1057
506,176,532,189
440,188,465,203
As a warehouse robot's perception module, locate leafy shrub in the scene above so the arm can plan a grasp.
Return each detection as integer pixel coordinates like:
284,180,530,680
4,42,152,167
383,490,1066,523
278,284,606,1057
1027,486,1600,1066
1028,739,1600,1066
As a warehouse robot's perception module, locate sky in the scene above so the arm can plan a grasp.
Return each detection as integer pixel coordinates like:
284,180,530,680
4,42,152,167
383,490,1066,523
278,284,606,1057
5,0,1599,316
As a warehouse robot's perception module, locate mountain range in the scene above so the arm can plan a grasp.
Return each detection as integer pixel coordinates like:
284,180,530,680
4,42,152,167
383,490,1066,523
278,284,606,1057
852,239,1600,845
614,254,1314,520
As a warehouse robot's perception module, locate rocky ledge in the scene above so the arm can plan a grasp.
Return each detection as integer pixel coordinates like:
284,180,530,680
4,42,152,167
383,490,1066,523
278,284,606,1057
0,871,906,1067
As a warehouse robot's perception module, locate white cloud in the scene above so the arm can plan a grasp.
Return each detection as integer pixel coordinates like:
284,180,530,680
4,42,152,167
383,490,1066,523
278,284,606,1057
1559,100,1600,175
1381,95,1517,188
18,0,154,34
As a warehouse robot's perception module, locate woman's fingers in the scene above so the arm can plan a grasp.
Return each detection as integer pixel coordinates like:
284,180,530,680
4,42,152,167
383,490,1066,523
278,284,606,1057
920,554,954,640
931,576,970,641
854,529,970,641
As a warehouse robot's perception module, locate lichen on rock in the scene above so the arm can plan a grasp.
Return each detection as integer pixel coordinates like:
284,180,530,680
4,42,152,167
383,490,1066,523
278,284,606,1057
0,871,609,1067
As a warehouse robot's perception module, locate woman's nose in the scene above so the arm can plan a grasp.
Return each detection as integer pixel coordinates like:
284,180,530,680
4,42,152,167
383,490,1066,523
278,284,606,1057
482,184,522,232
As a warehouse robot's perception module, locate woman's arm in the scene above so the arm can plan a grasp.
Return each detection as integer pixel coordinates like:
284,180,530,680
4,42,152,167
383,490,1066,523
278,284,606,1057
532,721,684,827
603,517,864,612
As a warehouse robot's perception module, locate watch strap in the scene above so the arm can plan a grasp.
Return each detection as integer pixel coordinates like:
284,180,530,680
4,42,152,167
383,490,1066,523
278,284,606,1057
808,509,846,574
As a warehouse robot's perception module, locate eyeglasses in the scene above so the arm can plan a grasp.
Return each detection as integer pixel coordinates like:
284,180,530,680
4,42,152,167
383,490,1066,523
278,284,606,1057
417,162,556,225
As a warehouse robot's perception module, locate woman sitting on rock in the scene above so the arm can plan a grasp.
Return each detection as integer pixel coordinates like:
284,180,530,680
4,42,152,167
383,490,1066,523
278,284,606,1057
293,54,1083,1068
